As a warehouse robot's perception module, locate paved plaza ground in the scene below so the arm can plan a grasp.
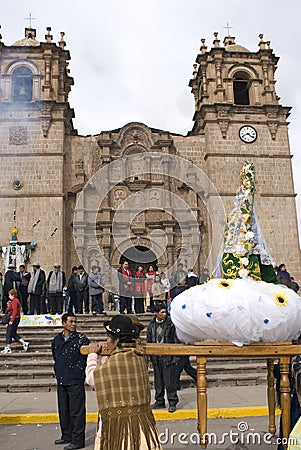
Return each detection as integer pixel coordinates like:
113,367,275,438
0,417,285,450
0,385,290,450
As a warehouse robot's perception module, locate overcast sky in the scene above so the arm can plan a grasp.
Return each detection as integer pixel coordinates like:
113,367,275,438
2,0,301,242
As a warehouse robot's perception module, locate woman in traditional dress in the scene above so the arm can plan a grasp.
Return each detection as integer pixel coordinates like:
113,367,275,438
145,265,158,312
134,265,146,313
93,315,162,450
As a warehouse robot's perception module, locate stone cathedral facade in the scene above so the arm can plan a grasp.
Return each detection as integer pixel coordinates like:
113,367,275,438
0,26,300,287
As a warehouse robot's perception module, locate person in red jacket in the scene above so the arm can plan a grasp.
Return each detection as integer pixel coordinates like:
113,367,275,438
1,289,29,354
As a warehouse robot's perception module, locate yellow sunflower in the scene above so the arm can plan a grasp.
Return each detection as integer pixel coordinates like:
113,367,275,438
274,292,288,307
218,279,232,289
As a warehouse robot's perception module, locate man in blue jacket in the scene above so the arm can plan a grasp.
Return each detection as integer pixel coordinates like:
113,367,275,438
52,313,90,450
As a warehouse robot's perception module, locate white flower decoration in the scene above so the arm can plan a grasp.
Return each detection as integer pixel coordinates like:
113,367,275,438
238,268,249,279
234,244,245,256
240,257,249,267
245,231,254,240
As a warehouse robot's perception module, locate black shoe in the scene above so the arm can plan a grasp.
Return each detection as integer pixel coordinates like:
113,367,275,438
55,439,70,445
64,444,84,450
151,402,165,409
168,405,177,413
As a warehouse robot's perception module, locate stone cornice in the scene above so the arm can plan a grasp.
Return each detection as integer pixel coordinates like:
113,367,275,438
204,153,292,160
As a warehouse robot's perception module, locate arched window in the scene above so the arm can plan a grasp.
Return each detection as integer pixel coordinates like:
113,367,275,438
12,66,33,102
233,71,250,105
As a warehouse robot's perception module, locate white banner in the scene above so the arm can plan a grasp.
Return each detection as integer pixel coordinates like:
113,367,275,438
19,314,62,326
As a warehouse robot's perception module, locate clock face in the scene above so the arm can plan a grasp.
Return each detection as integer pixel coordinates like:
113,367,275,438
239,126,257,143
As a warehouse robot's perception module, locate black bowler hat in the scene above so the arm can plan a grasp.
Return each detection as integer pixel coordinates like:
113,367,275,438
104,316,136,337
126,314,145,331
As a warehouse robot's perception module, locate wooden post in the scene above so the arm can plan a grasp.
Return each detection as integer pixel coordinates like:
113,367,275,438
280,356,291,450
267,358,276,435
197,356,208,448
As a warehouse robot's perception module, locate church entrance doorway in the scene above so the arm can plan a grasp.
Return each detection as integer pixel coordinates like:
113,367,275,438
119,246,157,275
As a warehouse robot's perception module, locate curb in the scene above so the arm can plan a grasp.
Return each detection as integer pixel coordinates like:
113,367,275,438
0,407,281,424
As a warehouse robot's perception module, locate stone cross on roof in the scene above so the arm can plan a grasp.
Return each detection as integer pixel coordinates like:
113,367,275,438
24,13,36,28
224,21,233,36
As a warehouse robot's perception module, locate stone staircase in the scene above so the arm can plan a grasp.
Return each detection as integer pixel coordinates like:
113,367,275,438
0,313,269,392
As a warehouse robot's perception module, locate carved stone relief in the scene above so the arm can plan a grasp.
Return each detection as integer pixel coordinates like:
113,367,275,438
121,127,150,149
40,103,52,137
131,212,145,230
91,146,102,172
113,188,126,208
9,126,27,145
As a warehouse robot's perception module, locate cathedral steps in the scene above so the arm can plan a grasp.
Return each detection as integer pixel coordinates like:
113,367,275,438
0,313,272,392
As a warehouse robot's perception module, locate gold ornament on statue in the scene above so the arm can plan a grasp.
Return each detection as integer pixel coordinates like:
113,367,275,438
11,227,18,236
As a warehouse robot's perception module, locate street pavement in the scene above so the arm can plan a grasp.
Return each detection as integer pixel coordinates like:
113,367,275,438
0,385,287,449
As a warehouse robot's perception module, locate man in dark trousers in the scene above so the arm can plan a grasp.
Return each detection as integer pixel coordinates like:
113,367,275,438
67,266,78,314
52,313,90,450
18,264,31,315
47,263,66,315
2,263,20,313
147,303,179,413
117,260,133,314
27,262,46,315
74,265,89,314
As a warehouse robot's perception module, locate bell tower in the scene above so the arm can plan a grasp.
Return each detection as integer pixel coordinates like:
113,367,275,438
189,32,301,276
0,26,76,269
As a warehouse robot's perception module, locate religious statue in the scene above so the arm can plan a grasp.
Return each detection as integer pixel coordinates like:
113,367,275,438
171,162,301,346
0,227,37,271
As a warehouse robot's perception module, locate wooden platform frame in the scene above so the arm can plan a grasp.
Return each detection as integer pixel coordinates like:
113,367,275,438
146,341,301,449
82,341,301,449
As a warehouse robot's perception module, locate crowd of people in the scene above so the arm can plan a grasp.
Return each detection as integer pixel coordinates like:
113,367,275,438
115,260,210,315
0,260,299,319
0,262,105,316
0,261,209,317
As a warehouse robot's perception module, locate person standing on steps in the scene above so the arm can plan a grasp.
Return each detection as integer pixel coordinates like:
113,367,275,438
18,264,31,315
1,289,29,354
74,265,89,314
52,312,90,450
47,263,66,315
67,266,78,314
28,262,46,315
117,260,133,314
88,266,105,315
145,265,158,312
134,265,146,314
2,263,20,313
